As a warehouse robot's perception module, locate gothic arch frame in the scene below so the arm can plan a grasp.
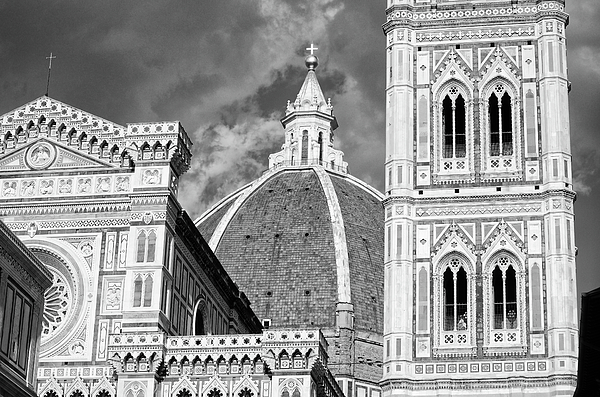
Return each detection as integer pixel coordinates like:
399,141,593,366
64,376,89,397
171,376,196,397
433,250,474,276
481,249,528,355
90,377,115,397
193,297,210,335
431,78,475,182
232,374,259,397
432,252,477,356
279,378,302,397
39,376,63,397
123,381,146,397
201,374,227,397
478,75,524,179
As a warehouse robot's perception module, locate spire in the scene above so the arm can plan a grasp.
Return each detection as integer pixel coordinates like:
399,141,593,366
285,52,334,116
268,46,347,173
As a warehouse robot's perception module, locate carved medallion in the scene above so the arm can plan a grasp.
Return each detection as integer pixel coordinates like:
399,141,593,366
26,142,56,170
78,240,94,257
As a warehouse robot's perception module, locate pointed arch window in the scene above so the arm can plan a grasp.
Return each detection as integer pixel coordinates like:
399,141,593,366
136,229,157,263
301,130,308,164
491,257,518,329
433,254,477,353
136,231,147,262
432,253,477,354
442,88,466,159
133,275,143,307
488,85,513,157
443,260,468,331
146,231,156,262
194,300,207,335
318,131,324,163
143,276,153,307
133,274,153,308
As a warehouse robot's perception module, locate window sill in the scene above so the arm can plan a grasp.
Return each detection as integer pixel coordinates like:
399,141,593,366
483,345,527,357
432,345,477,359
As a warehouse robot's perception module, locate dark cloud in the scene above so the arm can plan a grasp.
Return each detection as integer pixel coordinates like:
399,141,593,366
0,0,598,294
254,66,307,117
151,72,227,122
252,64,346,118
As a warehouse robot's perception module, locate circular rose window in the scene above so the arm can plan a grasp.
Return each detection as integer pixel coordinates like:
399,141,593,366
30,248,84,347
42,269,72,338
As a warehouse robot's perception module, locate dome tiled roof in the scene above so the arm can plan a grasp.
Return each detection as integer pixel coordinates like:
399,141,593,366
196,165,384,334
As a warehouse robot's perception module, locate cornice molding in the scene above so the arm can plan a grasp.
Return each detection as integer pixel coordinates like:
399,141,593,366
383,2,567,35
382,188,575,206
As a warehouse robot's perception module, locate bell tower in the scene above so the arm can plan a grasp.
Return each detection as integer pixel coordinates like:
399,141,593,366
381,0,577,395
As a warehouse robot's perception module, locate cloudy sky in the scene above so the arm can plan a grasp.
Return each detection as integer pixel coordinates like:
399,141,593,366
0,0,598,296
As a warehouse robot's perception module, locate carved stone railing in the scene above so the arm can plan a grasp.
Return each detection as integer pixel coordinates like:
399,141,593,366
107,329,329,375
107,332,166,359
262,329,327,350
268,159,348,174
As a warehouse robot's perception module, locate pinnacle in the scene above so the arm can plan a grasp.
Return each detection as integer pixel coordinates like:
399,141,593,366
286,69,332,116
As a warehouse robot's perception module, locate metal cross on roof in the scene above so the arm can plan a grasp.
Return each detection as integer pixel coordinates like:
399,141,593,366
46,52,56,69
306,43,318,55
45,52,57,96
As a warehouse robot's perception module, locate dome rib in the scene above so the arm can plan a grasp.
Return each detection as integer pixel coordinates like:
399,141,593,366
205,165,355,308
313,166,352,305
197,165,384,333
207,176,271,251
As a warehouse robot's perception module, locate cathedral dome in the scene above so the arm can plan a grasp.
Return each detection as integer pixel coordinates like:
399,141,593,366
195,165,384,334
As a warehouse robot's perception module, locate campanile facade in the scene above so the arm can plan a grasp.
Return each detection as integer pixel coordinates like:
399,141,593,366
381,0,577,395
